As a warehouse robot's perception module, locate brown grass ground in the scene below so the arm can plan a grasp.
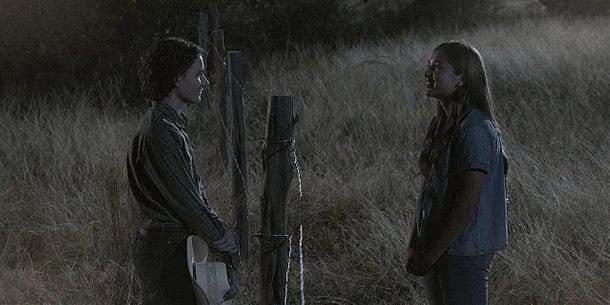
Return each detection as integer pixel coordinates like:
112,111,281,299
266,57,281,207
1,16,608,304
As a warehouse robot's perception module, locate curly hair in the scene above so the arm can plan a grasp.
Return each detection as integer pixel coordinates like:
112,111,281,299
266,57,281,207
138,37,204,102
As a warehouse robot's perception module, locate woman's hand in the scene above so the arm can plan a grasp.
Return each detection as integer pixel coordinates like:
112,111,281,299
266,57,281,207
412,170,485,276
406,250,433,276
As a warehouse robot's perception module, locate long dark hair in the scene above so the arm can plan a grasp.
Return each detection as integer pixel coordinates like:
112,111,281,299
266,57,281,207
419,40,508,186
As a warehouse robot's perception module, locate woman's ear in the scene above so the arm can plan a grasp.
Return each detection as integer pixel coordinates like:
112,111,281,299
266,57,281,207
455,74,465,88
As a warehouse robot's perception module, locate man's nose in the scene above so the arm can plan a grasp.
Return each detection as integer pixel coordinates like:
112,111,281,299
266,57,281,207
202,76,210,87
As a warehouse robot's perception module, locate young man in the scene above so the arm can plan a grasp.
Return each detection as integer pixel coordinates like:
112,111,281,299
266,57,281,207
127,37,239,304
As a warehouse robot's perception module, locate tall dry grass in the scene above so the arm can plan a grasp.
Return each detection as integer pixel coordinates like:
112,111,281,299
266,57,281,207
1,16,608,304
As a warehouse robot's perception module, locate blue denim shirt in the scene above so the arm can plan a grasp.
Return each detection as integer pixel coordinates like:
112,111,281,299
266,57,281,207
416,108,508,255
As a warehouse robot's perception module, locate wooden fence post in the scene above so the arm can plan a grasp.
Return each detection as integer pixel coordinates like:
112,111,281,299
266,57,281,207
209,4,221,31
260,96,295,305
197,11,210,143
211,30,228,166
229,51,249,260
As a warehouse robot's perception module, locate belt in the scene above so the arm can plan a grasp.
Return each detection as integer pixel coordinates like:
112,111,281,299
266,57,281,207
138,227,189,241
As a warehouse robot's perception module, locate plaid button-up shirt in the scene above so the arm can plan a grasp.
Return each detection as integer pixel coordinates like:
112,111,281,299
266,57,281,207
127,101,225,242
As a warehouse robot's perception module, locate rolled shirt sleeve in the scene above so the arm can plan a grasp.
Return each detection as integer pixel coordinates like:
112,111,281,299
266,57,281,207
456,125,493,174
144,130,224,242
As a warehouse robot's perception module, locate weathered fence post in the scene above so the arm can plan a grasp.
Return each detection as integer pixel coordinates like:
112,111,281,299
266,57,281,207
211,30,228,166
197,11,210,143
229,51,249,260
260,96,295,305
209,4,221,31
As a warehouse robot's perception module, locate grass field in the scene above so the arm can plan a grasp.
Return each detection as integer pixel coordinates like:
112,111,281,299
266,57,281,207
1,16,608,304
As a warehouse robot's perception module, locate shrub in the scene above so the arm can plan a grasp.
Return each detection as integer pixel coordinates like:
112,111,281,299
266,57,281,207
539,0,610,15
403,0,497,26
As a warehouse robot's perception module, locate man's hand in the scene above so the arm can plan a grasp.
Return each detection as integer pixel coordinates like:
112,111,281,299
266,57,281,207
211,229,239,254
223,267,240,300
406,250,433,277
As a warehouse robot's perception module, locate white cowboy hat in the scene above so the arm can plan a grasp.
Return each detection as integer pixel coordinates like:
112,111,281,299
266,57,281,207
187,236,234,305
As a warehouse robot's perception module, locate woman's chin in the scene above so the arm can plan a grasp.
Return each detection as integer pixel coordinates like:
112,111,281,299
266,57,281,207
185,98,201,104
189,94,203,104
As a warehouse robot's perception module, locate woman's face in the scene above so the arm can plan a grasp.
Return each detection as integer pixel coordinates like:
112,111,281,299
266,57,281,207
424,50,463,101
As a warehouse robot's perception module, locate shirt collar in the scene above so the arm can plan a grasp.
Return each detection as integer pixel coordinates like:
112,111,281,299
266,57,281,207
155,101,188,130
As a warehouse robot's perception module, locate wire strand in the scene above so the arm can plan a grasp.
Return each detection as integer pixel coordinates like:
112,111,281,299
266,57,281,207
291,140,306,305
205,38,306,305
207,41,268,121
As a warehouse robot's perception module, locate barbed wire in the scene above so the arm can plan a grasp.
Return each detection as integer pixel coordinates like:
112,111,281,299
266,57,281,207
206,88,251,218
291,140,306,305
205,39,307,305
254,232,293,305
284,233,293,305
206,41,268,121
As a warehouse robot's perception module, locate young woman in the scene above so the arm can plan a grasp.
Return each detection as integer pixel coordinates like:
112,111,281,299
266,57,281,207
406,41,509,305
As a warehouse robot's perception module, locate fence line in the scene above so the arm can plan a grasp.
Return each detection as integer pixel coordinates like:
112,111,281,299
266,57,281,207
206,41,267,121
210,30,229,166
199,17,306,305
197,11,210,143
259,96,294,305
229,51,250,259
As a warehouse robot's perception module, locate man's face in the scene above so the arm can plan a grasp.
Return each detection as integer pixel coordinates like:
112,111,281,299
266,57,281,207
175,55,208,104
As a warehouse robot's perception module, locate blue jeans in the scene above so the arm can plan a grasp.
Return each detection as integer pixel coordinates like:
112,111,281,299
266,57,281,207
132,230,196,305
423,252,496,305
